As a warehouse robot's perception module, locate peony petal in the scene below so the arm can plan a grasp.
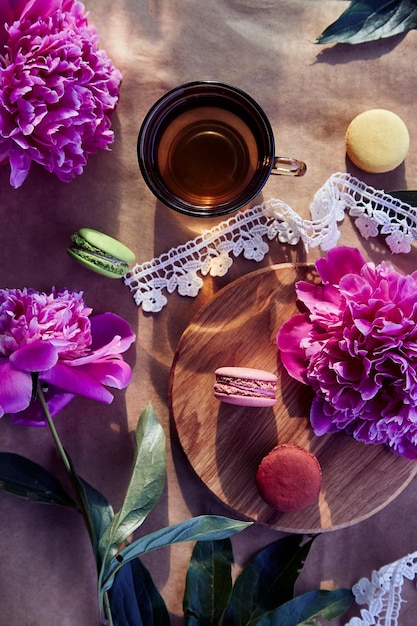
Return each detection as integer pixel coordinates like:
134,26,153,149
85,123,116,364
80,358,133,389
277,313,312,383
10,340,59,372
8,146,31,189
0,360,32,414
295,281,343,320
69,337,128,366
12,386,75,427
89,312,136,354
41,362,115,404
310,396,339,436
397,446,417,461
20,0,73,21
316,247,367,285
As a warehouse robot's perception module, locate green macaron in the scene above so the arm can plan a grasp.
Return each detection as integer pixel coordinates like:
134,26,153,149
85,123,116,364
67,228,136,278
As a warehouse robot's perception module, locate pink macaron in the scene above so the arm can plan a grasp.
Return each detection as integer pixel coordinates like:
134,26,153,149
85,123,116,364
214,366,277,407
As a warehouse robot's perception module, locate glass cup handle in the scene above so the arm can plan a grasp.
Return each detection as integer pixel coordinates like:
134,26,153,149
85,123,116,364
271,156,306,176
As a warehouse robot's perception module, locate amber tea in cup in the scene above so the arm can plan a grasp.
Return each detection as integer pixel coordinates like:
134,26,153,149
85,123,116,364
138,81,306,217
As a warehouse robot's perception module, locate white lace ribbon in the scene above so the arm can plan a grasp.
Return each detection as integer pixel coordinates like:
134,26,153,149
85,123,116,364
311,172,417,254
346,552,417,626
124,172,417,312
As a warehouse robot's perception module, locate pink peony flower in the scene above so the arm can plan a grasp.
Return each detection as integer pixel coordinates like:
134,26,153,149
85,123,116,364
0,0,122,187
277,246,417,459
0,287,135,426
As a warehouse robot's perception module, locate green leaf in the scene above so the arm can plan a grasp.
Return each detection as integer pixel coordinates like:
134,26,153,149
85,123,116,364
184,539,234,626
102,516,252,595
99,403,166,565
108,558,170,626
66,453,114,568
223,535,316,626
0,452,75,508
316,0,417,45
256,589,354,626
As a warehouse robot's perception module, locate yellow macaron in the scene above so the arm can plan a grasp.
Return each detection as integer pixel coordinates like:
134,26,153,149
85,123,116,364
345,109,410,174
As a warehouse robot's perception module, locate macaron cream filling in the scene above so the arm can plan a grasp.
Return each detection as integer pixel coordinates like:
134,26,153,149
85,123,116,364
69,233,127,273
213,367,278,406
67,228,136,278
214,375,276,398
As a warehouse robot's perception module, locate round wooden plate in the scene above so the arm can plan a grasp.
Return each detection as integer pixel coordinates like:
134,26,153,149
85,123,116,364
169,264,417,533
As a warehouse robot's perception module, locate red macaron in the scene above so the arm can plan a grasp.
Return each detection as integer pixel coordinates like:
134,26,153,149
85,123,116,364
256,444,322,512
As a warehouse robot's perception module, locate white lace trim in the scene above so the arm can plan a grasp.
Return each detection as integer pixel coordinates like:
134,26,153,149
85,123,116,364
124,172,417,312
311,172,417,254
346,552,417,626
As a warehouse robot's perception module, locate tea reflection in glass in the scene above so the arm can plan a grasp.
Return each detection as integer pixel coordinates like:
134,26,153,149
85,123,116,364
158,106,258,207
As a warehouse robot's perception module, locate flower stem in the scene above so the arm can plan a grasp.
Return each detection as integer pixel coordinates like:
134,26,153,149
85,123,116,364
37,384,113,624
37,383,92,533
103,593,113,626
37,385,72,475
37,383,113,626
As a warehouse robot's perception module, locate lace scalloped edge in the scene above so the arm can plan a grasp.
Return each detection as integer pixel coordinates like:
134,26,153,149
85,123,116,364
345,551,417,626
124,172,417,312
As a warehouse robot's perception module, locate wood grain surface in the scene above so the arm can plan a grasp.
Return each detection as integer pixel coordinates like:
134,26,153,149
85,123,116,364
169,264,417,533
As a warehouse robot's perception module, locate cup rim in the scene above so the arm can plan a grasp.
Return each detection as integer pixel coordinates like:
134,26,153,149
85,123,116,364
137,80,275,217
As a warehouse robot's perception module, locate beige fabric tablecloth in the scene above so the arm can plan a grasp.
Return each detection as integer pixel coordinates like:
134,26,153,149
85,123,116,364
1,1,417,624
